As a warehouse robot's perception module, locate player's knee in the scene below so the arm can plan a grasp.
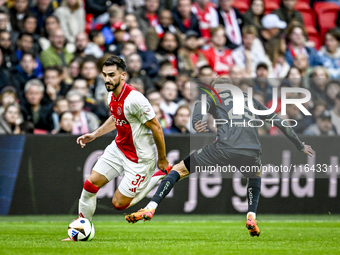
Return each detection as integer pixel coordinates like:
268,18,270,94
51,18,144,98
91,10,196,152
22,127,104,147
112,199,130,210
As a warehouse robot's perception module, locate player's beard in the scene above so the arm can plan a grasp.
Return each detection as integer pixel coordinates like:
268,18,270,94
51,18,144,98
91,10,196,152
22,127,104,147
105,76,121,92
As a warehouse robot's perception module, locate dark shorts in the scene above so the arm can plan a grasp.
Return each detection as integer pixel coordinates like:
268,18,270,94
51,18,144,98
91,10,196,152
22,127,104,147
183,143,261,178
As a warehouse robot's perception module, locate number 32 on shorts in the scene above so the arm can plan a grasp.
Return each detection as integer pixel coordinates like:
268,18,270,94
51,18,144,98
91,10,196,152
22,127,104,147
131,174,145,187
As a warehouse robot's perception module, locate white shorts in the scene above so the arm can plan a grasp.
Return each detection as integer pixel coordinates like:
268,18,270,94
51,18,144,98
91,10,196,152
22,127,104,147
93,141,157,198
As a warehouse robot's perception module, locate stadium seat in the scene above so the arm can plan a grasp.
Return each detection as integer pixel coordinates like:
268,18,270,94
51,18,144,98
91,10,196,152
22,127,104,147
298,0,310,4
314,2,340,15
299,9,317,28
232,0,250,14
316,4,340,36
264,0,280,14
294,1,311,11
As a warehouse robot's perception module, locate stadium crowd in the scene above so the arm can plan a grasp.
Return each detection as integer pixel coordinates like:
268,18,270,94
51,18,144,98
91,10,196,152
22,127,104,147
0,0,340,136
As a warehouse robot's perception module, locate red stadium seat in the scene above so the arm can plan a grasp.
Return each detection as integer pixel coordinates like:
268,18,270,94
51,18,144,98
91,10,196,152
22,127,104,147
299,9,317,28
308,31,322,50
232,0,250,14
316,4,340,36
294,1,311,11
264,1,280,14
265,0,280,7
298,0,310,4
314,2,339,15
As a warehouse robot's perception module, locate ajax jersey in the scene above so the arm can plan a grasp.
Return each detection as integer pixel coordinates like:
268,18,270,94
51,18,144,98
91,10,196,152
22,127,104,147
107,83,157,163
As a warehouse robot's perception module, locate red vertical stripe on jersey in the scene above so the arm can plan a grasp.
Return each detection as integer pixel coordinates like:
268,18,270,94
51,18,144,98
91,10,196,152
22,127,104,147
109,84,139,163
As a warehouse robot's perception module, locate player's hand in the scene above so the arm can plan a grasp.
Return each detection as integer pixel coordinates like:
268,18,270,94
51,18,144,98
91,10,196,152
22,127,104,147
157,157,169,171
77,133,96,148
194,120,208,133
302,142,315,157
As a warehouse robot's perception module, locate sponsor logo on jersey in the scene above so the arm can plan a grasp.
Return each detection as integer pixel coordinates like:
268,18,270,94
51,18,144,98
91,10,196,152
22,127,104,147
112,116,128,126
117,107,122,115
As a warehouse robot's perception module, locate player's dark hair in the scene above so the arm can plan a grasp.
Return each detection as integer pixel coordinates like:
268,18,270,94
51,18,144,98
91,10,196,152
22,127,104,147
102,55,126,72
211,76,232,88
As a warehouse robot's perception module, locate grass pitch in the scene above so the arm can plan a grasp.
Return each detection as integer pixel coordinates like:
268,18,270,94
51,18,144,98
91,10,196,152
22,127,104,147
0,215,339,255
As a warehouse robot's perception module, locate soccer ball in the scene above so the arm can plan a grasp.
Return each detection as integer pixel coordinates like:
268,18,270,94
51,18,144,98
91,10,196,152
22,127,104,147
67,218,95,241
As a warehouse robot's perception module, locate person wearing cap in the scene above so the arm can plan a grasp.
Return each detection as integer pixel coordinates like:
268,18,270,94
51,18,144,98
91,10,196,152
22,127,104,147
232,25,268,77
271,0,304,27
178,30,208,76
259,13,286,46
303,110,337,136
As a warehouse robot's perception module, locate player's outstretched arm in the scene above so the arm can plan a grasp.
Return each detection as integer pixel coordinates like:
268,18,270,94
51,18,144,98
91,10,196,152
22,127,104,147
144,117,169,170
77,116,116,148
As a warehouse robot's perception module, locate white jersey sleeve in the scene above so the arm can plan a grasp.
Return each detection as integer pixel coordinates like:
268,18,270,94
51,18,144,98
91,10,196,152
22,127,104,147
127,90,156,124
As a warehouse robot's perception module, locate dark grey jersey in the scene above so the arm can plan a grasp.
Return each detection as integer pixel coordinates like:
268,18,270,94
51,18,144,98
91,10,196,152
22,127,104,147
192,90,305,154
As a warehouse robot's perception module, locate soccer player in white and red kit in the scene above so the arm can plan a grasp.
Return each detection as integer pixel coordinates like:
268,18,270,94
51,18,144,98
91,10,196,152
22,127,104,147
63,56,170,240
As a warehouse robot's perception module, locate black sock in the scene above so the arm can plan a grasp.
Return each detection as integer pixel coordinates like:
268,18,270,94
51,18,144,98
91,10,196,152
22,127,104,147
247,177,261,213
151,171,180,205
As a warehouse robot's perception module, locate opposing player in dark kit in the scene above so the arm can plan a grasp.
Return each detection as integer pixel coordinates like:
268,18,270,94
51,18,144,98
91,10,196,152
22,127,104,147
126,76,315,237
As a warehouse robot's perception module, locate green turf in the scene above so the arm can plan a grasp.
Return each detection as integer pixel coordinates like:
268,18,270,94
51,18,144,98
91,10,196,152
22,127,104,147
1,215,340,255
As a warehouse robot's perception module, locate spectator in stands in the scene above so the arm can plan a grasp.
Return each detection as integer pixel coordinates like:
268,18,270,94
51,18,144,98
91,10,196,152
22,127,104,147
198,64,214,79
39,15,62,51
303,110,336,136
0,102,21,134
124,13,138,30
54,0,85,44
318,29,340,79
244,0,265,31
89,30,105,51
229,65,245,85
165,105,190,134
54,111,74,134
51,96,69,131
146,89,164,105
232,25,267,77
0,30,18,70
253,62,273,103
74,32,103,59
312,99,328,123
286,66,303,87
40,28,74,68
71,78,96,111
158,60,176,78
292,53,313,89
178,30,208,77
266,37,290,78
155,31,180,76
84,0,124,20
22,13,38,36
66,57,83,83
202,26,234,75
101,5,125,50
160,80,178,115
173,0,201,36
66,90,99,135
30,0,58,34
129,77,145,94
310,66,330,102
238,78,253,93
331,92,340,135
0,49,11,89
272,0,303,27
325,80,340,109
79,56,106,102
44,66,70,102
151,102,172,130
12,52,40,101
21,79,54,132
125,52,153,91
0,87,17,116
191,0,219,40
9,0,30,32
134,0,160,35
216,0,244,49
129,27,148,52
285,23,322,67
259,14,286,49
145,9,181,52
0,9,10,31
178,80,199,107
